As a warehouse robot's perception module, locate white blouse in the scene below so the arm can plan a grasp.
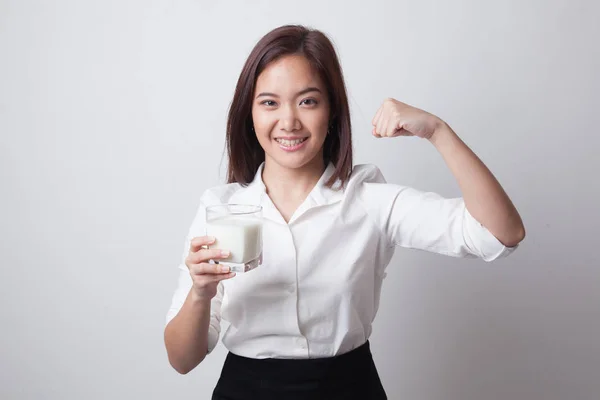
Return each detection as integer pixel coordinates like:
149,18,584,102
166,163,516,359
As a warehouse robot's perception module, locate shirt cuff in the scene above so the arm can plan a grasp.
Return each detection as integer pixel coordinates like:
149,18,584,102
464,207,518,262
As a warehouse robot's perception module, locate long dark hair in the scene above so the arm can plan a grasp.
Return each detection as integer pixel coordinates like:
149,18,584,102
226,25,353,188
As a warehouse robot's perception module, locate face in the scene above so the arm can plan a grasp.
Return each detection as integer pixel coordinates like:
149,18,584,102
251,54,331,173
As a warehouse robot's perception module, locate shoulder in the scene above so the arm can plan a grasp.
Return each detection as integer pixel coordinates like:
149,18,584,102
343,164,400,241
346,164,394,197
348,164,387,185
346,164,412,207
186,182,247,233
199,182,247,206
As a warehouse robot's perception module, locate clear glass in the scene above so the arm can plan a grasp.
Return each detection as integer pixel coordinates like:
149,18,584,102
205,204,263,273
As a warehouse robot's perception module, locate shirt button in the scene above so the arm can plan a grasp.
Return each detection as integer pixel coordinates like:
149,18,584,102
288,284,296,293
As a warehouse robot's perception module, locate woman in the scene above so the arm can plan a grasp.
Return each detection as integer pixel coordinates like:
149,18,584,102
164,25,525,399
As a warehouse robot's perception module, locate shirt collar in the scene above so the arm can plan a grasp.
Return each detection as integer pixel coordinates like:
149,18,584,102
307,162,345,206
236,162,344,207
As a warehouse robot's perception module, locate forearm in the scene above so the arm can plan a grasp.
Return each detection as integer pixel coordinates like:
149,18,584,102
164,290,212,374
429,122,525,247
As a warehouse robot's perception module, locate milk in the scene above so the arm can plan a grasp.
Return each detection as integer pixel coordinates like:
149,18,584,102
206,216,263,265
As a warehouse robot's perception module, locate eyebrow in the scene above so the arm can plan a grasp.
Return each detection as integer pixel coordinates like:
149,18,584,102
256,87,322,99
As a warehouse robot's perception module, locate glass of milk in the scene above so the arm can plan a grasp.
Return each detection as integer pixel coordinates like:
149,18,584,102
205,204,263,273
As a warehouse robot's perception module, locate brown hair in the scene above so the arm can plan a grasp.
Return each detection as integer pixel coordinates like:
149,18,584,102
225,25,353,188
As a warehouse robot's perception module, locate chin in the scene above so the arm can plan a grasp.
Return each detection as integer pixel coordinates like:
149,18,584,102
270,156,313,170
268,148,322,171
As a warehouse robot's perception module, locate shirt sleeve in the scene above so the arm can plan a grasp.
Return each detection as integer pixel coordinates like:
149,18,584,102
357,165,518,262
165,199,223,354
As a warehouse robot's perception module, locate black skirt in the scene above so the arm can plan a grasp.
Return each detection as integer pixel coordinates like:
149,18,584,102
211,341,387,400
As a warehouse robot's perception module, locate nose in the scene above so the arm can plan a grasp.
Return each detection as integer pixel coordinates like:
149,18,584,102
279,105,302,132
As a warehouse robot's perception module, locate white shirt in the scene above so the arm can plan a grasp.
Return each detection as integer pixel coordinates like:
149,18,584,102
166,163,516,359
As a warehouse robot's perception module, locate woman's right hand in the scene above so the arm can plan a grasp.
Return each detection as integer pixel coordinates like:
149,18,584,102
185,236,235,301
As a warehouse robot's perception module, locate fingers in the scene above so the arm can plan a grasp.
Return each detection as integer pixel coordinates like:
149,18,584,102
388,118,406,137
373,100,394,137
372,103,389,137
187,248,230,266
372,105,383,126
190,263,236,284
376,117,389,137
214,272,236,282
189,236,216,252
190,265,236,292
197,271,237,284
190,262,232,275
373,98,411,137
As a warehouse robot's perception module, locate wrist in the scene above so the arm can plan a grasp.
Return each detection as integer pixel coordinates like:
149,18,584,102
190,290,212,307
428,120,456,147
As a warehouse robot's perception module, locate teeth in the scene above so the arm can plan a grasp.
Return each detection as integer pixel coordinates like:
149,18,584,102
276,138,306,147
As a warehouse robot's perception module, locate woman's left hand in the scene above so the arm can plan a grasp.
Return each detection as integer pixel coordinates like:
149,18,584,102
371,98,444,140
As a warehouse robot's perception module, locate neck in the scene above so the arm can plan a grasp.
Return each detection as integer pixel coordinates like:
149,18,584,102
261,157,326,200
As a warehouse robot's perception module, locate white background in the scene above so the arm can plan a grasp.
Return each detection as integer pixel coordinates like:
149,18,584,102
1,0,598,399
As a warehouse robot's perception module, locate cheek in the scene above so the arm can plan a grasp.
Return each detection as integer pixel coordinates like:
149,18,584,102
252,111,274,139
309,112,330,139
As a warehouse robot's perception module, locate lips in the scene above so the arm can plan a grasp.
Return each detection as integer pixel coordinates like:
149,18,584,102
275,137,308,147
274,137,309,152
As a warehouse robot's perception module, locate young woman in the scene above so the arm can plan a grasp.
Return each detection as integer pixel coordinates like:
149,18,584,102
164,25,525,399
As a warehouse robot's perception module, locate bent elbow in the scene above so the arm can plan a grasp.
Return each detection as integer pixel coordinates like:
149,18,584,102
172,363,191,375
167,355,191,375
504,225,526,248
169,355,205,375
517,226,526,243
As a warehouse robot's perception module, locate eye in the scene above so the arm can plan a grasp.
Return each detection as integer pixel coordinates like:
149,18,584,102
260,100,277,107
300,98,318,106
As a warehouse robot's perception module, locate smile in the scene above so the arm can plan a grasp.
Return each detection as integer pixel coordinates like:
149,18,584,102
275,138,308,146
275,137,308,152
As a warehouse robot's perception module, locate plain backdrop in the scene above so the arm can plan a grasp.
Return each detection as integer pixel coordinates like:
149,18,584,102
1,0,599,399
